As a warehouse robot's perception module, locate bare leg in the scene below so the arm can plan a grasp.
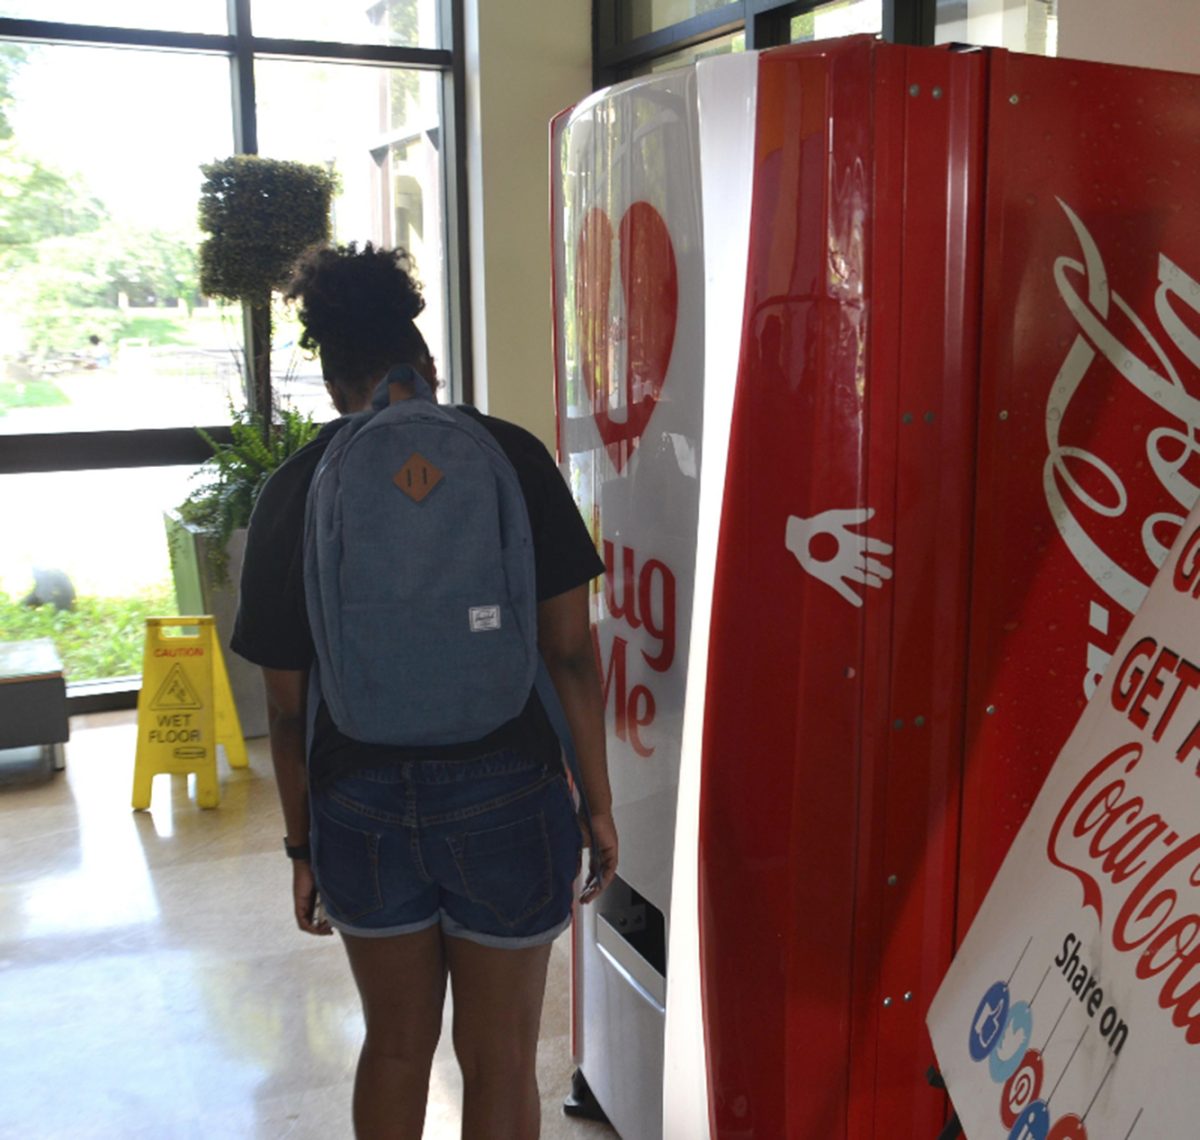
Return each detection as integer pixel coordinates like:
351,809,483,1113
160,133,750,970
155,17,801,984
446,935,555,1140
341,924,448,1140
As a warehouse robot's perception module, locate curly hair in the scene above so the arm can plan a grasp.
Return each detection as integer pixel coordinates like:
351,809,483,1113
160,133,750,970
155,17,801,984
285,241,430,405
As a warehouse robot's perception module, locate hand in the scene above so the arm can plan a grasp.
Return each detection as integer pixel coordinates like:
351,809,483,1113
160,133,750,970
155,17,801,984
580,811,619,904
292,859,333,936
784,506,893,607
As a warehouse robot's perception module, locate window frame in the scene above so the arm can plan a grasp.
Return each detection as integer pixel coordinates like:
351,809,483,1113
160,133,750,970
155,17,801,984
0,1,470,712
593,0,936,85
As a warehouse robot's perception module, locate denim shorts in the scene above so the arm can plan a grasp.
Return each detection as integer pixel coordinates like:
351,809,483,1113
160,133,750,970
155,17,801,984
309,748,582,948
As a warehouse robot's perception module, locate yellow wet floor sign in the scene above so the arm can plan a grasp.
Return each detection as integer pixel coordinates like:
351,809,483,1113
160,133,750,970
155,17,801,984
132,617,248,810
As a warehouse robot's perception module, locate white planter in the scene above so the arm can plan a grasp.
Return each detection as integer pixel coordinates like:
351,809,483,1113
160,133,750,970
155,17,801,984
164,513,268,739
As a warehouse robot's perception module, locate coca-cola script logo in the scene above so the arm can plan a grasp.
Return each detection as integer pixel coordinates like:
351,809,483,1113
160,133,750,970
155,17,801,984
1046,739,1200,1048
575,202,678,472
1046,198,1200,620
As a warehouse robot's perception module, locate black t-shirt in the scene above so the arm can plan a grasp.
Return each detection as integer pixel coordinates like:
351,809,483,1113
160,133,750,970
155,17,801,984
231,406,604,786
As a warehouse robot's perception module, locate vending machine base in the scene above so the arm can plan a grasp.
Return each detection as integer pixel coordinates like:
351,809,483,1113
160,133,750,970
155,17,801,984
574,876,667,1140
562,1069,610,1124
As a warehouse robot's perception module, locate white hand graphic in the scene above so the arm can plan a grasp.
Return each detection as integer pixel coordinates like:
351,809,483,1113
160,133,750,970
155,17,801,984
785,507,893,608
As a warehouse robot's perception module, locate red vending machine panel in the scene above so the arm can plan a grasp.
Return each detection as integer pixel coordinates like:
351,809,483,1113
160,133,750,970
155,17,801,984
961,52,1200,937
696,39,985,1139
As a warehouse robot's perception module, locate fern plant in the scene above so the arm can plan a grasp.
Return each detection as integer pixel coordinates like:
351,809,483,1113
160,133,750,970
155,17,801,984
176,403,319,585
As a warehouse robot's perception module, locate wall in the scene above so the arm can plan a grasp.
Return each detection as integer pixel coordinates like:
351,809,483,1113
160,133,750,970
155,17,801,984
1058,0,1200,74
935,0,1036,51
465,0,592,449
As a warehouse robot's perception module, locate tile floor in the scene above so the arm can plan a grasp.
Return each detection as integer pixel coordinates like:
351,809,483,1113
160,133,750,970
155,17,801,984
0,712,620,1140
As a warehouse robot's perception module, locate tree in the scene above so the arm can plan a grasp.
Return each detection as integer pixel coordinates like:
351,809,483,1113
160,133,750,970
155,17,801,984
16,233,115,355
0,44,199,360
388,3,421,128
197,155,337,422
104,224,200,312
0,43,27,140
0,44,106,270
0,150,107,266
0,46,111,357
6,219,201,357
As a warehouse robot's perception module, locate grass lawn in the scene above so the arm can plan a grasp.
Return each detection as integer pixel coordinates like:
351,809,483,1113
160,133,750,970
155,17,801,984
0,585,176,681
0,375,69,414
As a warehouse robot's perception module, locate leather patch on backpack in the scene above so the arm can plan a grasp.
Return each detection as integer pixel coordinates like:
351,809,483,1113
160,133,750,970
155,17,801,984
394,453,443,501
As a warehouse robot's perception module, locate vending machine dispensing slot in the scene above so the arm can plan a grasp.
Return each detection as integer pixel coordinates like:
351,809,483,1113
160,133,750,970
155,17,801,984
595,877,667,1009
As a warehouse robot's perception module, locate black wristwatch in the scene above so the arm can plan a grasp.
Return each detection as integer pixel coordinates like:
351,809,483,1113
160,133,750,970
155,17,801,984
284,838,312,861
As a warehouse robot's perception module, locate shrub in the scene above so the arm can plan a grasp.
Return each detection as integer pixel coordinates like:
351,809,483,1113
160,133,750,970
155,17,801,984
176,403,319,584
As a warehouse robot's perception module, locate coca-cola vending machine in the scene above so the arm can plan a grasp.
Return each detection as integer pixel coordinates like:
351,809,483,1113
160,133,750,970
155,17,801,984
550,35,1200,1140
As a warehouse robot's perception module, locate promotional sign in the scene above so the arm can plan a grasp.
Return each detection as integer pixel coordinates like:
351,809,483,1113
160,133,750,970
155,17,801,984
928,502,1200,1139
132,616,246,810
959,51,1200,934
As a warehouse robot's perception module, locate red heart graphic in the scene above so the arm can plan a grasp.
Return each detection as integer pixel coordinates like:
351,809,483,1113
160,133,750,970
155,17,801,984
575,201,678,472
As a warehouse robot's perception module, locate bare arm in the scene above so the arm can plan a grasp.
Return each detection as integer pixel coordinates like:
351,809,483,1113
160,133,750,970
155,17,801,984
262,667,331,935
538,584,618,901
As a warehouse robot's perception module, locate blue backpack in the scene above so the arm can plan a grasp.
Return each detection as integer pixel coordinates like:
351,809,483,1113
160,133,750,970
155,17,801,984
304,365,539,745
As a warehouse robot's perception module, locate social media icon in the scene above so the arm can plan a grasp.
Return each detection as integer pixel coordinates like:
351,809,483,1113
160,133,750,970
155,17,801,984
970,981,1011,1062
990,1001,1034,1084
1001,1049,1044,1129
1009,1101,1050,1140
1047,1114,1088,1140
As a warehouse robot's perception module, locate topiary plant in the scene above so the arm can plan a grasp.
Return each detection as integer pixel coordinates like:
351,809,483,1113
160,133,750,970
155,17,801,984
198,155,338,425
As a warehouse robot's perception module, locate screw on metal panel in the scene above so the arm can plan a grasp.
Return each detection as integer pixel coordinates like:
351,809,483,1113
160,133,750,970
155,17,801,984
1009,93,1020,104
893,718,905,730
887,874,898,886
932,87,943,99
914,715,926,727
999,410,1009,420
902,412,914,424
883,996,893,1007
904,992,914,1002
924,411,935,423
986,705,997,715
909,84,921,96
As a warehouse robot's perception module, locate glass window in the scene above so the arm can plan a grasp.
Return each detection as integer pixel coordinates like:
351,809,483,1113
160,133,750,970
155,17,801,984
254,58,448,413
1,7,459,699
0,43,238,436
617,0,736,39
250,0,442,50
935,0,1058,55
0,1,227,33
0,466,198,683
791,0,883,42
632,29,746,76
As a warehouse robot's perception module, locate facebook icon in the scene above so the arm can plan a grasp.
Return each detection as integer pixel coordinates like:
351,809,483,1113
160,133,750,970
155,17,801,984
969,980,1011,1062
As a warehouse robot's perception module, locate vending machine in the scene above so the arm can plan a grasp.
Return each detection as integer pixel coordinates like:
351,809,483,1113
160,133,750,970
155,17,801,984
550,35,1200,1140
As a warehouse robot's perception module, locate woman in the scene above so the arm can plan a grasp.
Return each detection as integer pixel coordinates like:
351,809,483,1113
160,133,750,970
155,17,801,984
231,241,617,1139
